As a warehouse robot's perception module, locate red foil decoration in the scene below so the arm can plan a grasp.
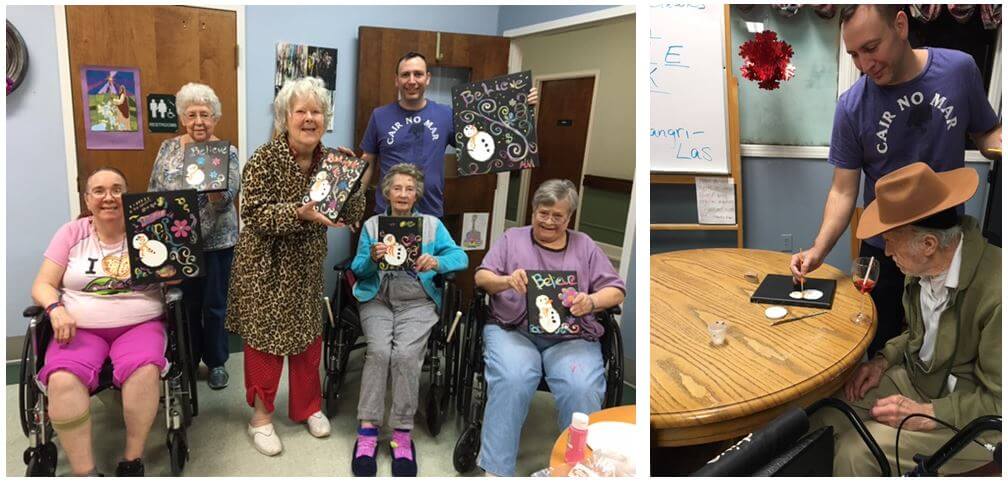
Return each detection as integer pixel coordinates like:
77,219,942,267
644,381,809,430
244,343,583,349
738,30,795,91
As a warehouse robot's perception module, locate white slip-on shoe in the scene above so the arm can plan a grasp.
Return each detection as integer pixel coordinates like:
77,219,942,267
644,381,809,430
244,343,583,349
306,411,331,438
248,422,283,456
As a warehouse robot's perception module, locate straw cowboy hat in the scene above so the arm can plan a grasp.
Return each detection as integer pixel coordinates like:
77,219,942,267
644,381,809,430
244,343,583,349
856,162,978,239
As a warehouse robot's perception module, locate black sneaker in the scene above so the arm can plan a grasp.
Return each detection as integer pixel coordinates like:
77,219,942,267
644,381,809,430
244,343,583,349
115,458,144,477
389,439,417,477
209,366,229,390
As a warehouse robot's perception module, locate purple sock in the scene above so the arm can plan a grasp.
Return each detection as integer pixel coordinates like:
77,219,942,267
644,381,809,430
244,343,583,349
356,426,378,458
391,429,413,461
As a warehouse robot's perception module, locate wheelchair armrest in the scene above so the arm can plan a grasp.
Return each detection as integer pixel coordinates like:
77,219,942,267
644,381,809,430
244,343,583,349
23,305,43,318
433,272,457,288
332,255,353,272
164,287,183,305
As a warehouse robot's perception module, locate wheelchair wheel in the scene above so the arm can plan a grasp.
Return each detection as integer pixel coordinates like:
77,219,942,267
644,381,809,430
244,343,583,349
168,430,189,476
24,442,57,477
452,423,481,473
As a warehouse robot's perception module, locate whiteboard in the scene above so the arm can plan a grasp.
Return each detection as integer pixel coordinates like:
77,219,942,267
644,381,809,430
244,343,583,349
650,4,730,174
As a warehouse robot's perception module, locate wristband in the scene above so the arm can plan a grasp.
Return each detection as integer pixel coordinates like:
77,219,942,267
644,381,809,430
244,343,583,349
44,301,63,317
588,295,597,313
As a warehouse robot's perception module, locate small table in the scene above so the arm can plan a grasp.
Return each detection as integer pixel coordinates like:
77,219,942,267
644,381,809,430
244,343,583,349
651,249,875,447
549,405,636,474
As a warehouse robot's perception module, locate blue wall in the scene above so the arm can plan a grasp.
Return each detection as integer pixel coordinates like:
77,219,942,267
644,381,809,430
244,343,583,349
497,4,618,34
6,6,72,339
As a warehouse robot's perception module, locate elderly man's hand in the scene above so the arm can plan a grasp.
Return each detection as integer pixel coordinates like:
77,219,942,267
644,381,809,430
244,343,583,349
507,269,528,294
844,355,887,401
414,254,439,272
569,292,596,317
871,395,937,431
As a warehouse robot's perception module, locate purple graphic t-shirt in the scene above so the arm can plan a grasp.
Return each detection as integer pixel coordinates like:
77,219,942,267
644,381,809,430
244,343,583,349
829,47,999,248
360,100,455,217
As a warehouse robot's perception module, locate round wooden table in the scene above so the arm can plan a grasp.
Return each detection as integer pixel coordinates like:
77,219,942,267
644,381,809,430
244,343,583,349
650,249,875,447
549,405,636,475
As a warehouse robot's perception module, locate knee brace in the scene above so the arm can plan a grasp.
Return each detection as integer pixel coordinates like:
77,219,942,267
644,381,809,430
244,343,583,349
51,408,91,433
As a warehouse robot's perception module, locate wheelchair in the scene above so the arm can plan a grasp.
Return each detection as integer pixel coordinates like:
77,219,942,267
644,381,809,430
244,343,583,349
321,259,463,437
18,287,199,476
451,287,626,473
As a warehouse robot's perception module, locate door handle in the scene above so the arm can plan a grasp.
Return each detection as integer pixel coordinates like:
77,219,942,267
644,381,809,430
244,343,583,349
436,32,444,62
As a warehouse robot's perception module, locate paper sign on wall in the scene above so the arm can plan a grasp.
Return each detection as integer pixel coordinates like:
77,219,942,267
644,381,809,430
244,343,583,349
695,176,736,225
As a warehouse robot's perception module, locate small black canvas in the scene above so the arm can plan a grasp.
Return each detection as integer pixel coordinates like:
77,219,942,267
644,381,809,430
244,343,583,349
302,149,369,224
123,189,204,285
377,216,422,271
750,274,836,309
525,270,582,335
452,70,539,176
179,140,231,192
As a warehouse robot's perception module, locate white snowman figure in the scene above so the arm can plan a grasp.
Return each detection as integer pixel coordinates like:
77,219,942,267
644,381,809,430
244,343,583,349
463,124,495,162
382,233,408,267
309,171,332,202
132,234,169,268
535,294,562,333
185,164,205,187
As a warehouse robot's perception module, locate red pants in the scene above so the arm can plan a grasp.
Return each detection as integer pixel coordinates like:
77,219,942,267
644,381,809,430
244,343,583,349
243,337,321,422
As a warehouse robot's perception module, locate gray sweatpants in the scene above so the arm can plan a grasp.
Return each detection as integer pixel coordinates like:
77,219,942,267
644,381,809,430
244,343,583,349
357,275,438,429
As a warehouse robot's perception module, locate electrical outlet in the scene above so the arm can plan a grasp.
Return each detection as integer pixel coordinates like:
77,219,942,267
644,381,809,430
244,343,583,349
782,233,793,252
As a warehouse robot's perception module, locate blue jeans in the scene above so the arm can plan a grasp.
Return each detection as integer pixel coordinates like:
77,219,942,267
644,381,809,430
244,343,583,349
476,324,605,476
180,247,233,368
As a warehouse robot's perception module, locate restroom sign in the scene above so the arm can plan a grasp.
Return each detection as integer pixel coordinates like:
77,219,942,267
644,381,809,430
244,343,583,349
147,94,178,133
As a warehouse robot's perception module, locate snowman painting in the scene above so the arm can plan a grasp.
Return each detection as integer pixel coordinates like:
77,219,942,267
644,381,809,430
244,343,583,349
309,171,332,202
463,124,495,162
382,233,408,267
132,234,169,268
535,294,562,333
185,163,205,187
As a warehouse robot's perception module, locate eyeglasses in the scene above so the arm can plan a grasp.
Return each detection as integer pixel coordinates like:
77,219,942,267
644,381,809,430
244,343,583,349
534,209,569,224
88,186,125,198
183,111,214,121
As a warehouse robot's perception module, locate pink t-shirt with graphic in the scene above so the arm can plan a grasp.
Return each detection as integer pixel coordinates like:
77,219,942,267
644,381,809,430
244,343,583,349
43,218,163,329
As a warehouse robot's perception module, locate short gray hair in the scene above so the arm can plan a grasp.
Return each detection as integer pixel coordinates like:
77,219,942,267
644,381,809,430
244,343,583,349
272,77,332,135
176,82,222,119
907,224,962,251
531,179,579,215
381,163,425,200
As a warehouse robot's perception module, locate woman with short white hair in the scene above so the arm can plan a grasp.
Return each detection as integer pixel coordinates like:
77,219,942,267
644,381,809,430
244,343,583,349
226,76,370,456
148,82,239,391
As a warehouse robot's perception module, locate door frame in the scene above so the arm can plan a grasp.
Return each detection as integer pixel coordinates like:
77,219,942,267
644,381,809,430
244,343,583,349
53,4,246,218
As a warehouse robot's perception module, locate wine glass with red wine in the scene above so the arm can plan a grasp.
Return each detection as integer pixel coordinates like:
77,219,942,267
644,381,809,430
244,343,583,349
851,257,880,325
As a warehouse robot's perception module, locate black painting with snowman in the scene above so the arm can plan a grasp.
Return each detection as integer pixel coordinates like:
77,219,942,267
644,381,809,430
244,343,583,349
123,190,204,285
301,149,369,224
452,70,539,176
377,216,422,272
178,140,231,192
526,270,581,336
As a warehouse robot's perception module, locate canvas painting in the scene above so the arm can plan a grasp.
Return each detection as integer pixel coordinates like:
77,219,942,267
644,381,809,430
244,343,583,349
123,190,204,285
377,216,422,272
526,270,581,336
461,212,489,251
80,66,144,150
180,140,231,192
452,70,539,176
301,149,369,224
275,42,338,131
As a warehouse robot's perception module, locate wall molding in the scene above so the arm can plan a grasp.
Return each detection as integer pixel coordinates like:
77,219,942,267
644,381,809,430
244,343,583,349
54,6,79,219
501,5,636,38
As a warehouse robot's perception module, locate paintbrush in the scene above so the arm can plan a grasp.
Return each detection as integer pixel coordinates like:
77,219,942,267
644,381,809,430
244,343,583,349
798,248,805,293
771,310,828,326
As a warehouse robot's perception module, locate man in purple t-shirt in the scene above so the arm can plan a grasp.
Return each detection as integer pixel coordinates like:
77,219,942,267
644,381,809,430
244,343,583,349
791,5,1001,355
354,52,537,217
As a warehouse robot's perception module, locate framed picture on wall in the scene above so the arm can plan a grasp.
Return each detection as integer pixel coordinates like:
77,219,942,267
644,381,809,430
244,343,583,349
80,66,144,150
275,42,338,131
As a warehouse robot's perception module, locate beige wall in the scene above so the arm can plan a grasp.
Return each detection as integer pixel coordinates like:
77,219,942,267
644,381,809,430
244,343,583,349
514,16,635,180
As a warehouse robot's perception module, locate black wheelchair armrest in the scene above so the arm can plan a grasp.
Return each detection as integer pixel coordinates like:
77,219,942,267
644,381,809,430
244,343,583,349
24,306,43,318
433,272,457,288
333,255,353,272
164,287,183,305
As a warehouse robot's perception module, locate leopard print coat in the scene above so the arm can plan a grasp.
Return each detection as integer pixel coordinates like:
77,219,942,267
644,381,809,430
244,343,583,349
225,134,365,355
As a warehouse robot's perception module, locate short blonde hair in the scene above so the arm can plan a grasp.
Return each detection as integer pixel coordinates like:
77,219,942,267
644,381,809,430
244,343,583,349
176,82,222,119
272,77,332,134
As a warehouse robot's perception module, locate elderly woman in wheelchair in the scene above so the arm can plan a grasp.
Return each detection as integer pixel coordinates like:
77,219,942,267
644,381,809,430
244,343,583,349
348,163,468,476
472,179,625,476
26,168,182,476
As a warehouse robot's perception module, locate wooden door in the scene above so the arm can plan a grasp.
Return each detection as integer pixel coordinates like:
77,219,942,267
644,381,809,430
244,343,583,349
525,76,595,225
66,5,238,203
355,26,510,298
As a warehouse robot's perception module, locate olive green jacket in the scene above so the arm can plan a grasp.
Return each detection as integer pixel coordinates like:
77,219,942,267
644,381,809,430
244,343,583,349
879,216,1001,428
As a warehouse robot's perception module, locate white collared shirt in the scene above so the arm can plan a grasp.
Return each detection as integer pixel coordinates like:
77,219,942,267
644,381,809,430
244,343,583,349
917,234,963,394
